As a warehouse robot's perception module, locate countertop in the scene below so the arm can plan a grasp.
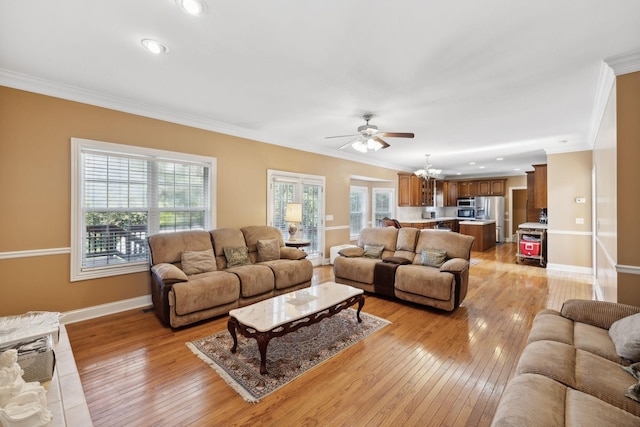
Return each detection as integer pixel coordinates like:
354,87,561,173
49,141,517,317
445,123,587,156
397,217,460,223
519,222,548,230
459,220,496,226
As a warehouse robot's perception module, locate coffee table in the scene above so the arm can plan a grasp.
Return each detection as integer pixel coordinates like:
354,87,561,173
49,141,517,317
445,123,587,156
227,282,364,374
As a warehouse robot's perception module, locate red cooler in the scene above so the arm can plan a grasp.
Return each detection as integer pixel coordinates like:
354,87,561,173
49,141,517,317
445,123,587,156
520,240,540,256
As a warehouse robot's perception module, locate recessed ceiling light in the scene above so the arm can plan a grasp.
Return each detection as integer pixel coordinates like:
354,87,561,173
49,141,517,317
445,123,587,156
496,157,503,161
141,39,168,54
514,168,520,171
469,162,476,165
559,139,568,143
176,0,206,15
456,172,461,175
479,166,485,169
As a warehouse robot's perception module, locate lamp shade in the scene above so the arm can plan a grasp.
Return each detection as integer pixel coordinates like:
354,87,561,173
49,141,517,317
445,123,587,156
285,203,302,223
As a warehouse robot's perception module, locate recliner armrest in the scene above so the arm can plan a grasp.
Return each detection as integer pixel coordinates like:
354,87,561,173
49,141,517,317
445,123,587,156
439,258,469,274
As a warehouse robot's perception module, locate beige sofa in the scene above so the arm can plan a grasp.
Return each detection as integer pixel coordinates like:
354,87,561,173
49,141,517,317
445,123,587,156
333,227,475,311
148,226,313,328
492,299,640,426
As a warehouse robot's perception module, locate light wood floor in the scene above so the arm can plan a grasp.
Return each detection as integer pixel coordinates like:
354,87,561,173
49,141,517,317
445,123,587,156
66,243,593,426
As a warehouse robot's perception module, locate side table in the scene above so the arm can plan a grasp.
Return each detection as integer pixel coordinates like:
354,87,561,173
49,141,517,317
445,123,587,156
284,240,311,250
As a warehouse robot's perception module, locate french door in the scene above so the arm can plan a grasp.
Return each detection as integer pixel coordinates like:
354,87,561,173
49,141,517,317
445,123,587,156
267,170,325,266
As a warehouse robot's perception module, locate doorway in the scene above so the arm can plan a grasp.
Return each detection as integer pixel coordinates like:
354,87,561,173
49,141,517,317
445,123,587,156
510,188,527,241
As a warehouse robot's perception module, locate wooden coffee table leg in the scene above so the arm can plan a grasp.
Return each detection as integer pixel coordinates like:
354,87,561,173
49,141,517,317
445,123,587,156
356,294,364,323
228,318,238,353
256,333,272,374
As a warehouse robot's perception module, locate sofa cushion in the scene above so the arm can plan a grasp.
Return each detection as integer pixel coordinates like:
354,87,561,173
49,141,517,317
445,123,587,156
240,225,284,254
395,265,454,301
396,228,419,252
415,229,474,260
224,246,251,267
151,263,188,284
333,256,379,284
491,373,640,427
210,228,247,257
363,244,384,259
561,299,640,330
610,313,640,362
227,264,275,297
256,239,280,262
260,259,313,289
171,271,240,315
357,227,398,253
181,250,216,275
148,230,213,265
420,248,447,267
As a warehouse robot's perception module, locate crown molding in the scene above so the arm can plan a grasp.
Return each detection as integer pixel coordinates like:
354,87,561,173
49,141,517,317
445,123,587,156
604,49,640,76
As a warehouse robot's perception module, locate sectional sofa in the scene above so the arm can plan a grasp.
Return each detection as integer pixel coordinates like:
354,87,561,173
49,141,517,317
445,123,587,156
148,226,313,328
333,227,475,311
492,299,640,426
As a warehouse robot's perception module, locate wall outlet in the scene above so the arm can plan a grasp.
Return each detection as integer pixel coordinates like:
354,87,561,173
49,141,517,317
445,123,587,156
576,197,586,203
575,218,584,225
325,214,334,221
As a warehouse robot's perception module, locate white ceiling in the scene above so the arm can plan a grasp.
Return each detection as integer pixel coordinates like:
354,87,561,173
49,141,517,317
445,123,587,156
1,1,639,178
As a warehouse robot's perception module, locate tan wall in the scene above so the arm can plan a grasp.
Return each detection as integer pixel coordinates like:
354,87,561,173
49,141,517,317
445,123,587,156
0,87,400,316
593,81,618,301
546,151,593,269
616,71,640,305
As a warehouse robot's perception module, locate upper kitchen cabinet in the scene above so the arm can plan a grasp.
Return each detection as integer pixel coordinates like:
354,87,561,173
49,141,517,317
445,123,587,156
435,181,458,207
477,179,506,196
533,164,547,208
398,173,432,206
458,181,478,198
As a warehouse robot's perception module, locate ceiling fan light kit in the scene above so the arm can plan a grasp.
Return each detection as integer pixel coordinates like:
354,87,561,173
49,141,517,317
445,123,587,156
326,114,414,153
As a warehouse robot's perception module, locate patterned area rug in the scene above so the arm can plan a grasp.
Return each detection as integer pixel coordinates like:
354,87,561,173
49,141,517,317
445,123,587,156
187,309,390,402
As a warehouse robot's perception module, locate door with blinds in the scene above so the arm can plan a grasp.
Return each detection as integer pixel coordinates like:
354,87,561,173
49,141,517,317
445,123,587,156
268,170,325,266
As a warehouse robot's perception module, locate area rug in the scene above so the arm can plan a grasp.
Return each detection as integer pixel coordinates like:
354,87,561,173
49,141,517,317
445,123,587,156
187,309,390,403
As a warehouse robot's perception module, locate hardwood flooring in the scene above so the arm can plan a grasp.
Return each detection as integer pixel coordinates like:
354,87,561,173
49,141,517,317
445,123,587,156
66,243,593,426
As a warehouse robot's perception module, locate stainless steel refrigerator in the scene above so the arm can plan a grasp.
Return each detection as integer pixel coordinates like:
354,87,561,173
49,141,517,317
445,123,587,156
475,196,505,243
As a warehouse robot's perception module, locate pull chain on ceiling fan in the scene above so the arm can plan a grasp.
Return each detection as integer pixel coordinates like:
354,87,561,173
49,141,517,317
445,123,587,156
325,114,415,152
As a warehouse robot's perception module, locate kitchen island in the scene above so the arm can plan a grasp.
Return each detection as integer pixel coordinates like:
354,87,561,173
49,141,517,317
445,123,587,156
459,220,496,252
397,217,459,231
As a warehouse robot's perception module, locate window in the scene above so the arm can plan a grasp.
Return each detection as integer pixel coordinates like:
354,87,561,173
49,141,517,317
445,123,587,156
372,188,394,227
267,170,325,266
71,138,216,281
350,186,367,239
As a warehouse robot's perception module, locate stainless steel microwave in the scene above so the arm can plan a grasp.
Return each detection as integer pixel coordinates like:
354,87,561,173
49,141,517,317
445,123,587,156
457,208,476,218
457,198,475,208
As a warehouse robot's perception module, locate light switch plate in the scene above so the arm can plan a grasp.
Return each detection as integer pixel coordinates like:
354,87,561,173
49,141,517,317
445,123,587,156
575,218,584,224
576,197,586,203
325,214,333,221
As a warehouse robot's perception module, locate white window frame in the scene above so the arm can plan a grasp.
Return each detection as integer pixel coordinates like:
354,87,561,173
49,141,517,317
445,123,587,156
350,186,368,240
372,187,395,227
70,138,217,282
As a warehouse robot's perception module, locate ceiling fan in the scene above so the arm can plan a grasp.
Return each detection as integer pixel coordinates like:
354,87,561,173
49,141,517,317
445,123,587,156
326,114,415,152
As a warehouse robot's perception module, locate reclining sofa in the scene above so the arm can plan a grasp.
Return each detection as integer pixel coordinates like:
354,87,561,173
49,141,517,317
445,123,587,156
148,226,313,328
333,227,475,311
492,299,640,426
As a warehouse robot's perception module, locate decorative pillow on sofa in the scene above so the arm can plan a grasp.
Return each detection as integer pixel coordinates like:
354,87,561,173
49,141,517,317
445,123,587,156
257,239,280,262
181,250,216,275
339,247,364,258
280,247,307,260
363,244,385,259
151,263,188,283
223,246,251,268
421,248,448,268
609,312,640,362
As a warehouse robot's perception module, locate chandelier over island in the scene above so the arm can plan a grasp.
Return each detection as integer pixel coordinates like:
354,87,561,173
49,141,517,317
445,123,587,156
414,154,442,181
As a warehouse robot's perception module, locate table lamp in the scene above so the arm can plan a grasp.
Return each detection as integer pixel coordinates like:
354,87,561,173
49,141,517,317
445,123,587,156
285,203,302,241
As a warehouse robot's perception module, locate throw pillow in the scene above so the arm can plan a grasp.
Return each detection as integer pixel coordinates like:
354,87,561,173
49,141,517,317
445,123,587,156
363,244,385,259
339,247,364,258
224,246,251,268
280,247,307,260
609,313,640,362
180,250,216,275
421,248,448,268
151,263,188,283
257,239,280,262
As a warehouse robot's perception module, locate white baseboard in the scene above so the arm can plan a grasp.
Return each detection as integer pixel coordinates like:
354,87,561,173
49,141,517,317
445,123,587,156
546,263,594,275
61,294,152,324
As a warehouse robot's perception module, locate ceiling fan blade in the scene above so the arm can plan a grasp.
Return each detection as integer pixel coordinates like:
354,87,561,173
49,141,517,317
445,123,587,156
338,138,359,150
374,137,390,149
380,132,415,138
325,134,359,139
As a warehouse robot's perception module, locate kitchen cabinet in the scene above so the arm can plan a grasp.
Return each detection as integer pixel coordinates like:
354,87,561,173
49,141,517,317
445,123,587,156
398,173,433,207
533,164,547,209
458,181,477,197
477,179,506,196
436,181,458,207
459,221,496,252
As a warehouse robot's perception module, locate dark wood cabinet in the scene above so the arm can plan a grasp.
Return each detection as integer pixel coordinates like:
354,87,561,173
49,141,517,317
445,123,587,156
533,164,547,209
458,181,477,197
398,174,411,206
398,173,434,207
447,181,458,206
